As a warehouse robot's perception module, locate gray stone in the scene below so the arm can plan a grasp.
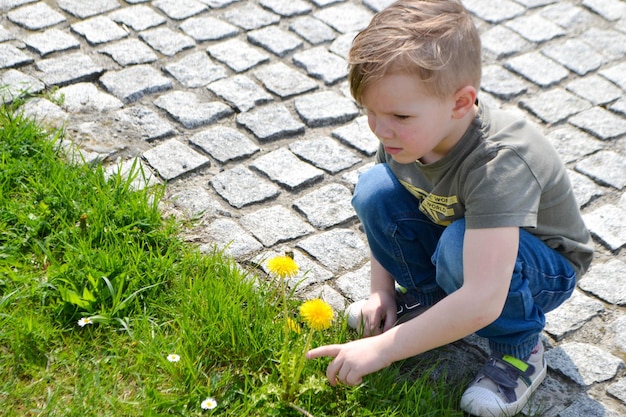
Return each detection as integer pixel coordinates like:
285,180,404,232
55,83,123,114
259,0,312,17
153,0,207,20
330,32,358,60
24,29,80,57
289,16,337,45
253,62,318,98
7,2,66,30
363,0,395,12
36,52,103,87
579,259,626,303
237,103,305,141
612,315,626,353
303,284,346,312
0,69,44,101
569,107,626,140
289,136,361,174
142,138,210,181
64,120,124,158
139,27,195,56
581,28,626,61
313,3,373,34
211,165,280,208
100,65,172,103
577,151,626,189
540,3,595,29
294,91,359,127
221,3,280,30
207,38,270,73
293,46,348,85
607,378,626,407
519,88,591,124
99,38,158,66
545,342,623,386
566,75,623,105
559,396,622,417
505,52,569,88
583,0,626,21
546,125,604,164
189,126,259,163
168,185,225,219
247,25,303,57
164,52,227,88
335,263,370,302
202,218,263,259
0,24,14,42
512,0,556,7
544,291,604,341
505,14,566,43
250,148,324,190
568,169,605,208
480,26,531,60
480,65,529,99
108,5,166,31
240,205,314,247
103,158,161,191
342,162,375,188
309,0,342,6
462,0,525,23
541,39,606,76
20,98,68,130
179,16,239,42
611,99,626,117
0,0,36,12
198,0,238,8
332,115,379,156
600,62,626,92
71,16,128,45
207,74,272,112
114,106,176,141
0,44,33,69
57,0,119,18
293,183,356,229
297,228,369,273
154,91,233,129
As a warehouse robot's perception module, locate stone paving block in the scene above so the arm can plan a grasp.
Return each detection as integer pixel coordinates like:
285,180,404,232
577,150,626,189
544,291,604,341
250,148,324,190
7,2,66,30
479,26,531,60
0,24,14,42
253,62,318,98
55,83,123,114
207,74,272,112
607,378,626,408
558,396,622,417
505,14,566,43
221,3,280,30
154,91,233,129
566,75,623,105
103,158,161,191
0,0,36,11
569,107,626,140
567,169,605,208
199,0,239,8
289,136,361,174
335,262,370,302
580,259,626,304
20,98,68,130
584,204,626,250
115,105,176,141
294,91,359,127
202,218,263,258
293,183,356,229
36,52,103,87
342,162,375,188
540,3,595,29
541,39,606,76
179,16,239,42
108,5,166,31
164,52,227,88
0,69,44,101
546,342,623,386
240,205,315,247
153,0,207,20
331,115,379,156
513,0,557,7
236,103,305,141
363,0,395,12
142,138,210,181
462,0,525,23
297,228,369,273
139,27,195,56
57,0,120,18
303,284,346,312
71,16,129,45
519,88,591,124
293,46,348,85
100,64,172,103
611,99,626,117
581,28,626,61
547,126,603,164
599,62,626,91
289,16,337,45
168,185,226,219
65,120,127,156
612,315,626,353
0,44,33,69
247,25,303,57
481,65,529,99
24,29,80,57
189,126,259,163
259,0,312,17
505,52,569,88
211,165,280,208
99,38,158,66
329,32,358,60
207,38,270,73
313,3,373,34
583,0,626,21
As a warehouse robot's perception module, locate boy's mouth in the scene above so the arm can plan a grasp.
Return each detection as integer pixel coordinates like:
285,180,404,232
384,146,402,155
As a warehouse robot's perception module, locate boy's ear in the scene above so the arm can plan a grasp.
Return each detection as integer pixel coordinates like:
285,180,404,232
451,85,477,119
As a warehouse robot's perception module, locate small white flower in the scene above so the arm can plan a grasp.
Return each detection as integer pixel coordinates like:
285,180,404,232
77,317,93,327
201,397,217,410
167,353,180,363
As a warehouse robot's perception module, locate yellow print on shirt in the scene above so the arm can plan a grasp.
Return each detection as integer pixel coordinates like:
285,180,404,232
400,180,458,226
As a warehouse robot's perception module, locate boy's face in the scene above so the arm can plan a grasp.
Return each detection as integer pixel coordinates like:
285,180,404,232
361,72,460,164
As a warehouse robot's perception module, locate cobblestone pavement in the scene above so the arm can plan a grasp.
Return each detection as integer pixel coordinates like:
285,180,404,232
1,0,626,415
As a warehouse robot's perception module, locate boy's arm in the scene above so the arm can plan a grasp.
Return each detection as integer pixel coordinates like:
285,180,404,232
307,226,518,386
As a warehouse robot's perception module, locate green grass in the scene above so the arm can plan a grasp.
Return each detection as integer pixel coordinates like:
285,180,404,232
0,96,466,416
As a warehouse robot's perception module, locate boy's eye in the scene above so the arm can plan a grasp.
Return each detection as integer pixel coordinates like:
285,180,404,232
394,114,410,120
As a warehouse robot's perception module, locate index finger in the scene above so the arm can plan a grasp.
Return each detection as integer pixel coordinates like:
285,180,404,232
306,344,342,360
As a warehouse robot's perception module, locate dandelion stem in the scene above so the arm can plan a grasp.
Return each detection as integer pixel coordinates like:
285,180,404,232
288,402,315,417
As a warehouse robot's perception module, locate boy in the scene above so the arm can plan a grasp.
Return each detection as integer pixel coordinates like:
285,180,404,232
306,1,594,416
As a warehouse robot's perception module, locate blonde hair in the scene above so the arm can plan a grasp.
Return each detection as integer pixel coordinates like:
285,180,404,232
349,0,481,102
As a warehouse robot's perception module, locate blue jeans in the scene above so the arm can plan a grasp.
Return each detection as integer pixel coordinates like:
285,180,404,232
352,164,577,359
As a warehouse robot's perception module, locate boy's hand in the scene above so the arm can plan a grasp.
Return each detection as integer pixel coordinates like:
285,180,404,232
360,292,397,336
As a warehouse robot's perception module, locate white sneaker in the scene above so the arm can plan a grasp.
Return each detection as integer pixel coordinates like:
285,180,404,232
460,342,546,417
345,299,367,330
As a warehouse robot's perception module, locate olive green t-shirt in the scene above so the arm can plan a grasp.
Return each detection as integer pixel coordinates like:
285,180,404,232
376,101,594,278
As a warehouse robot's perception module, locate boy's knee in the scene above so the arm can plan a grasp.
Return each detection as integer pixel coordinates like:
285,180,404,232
352,164,396,213
434,219,465,292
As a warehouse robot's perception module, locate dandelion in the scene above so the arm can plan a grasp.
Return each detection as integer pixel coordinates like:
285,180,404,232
77,317,93,327
201,397,218,410
166,353,180,363
267,255,299,279
299,299,334,331
287,317,301,334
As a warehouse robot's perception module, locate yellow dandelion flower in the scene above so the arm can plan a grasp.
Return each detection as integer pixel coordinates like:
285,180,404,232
266,255,299,278
299,299,334,331
287,317,301,334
